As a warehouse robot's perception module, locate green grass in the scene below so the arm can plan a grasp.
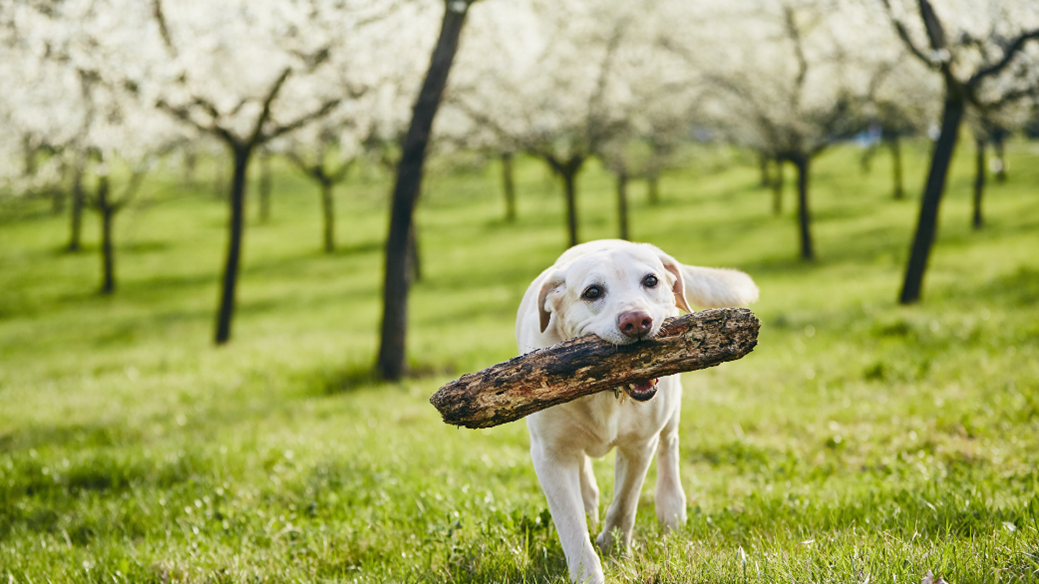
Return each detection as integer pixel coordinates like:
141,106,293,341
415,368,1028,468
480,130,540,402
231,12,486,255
1,138,1038,583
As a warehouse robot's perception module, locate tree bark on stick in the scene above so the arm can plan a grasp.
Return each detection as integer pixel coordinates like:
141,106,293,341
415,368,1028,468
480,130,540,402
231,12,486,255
430,308,760,429
376,0,471,381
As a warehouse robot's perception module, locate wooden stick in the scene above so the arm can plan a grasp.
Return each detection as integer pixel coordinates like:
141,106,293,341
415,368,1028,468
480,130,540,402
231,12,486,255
430,307,760,428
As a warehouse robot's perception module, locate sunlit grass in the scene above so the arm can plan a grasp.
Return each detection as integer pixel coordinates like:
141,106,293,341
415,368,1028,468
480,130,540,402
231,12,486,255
1,138,1038,582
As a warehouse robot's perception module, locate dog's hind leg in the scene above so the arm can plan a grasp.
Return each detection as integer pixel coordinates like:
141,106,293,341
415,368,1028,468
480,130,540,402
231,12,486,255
579,454,599,529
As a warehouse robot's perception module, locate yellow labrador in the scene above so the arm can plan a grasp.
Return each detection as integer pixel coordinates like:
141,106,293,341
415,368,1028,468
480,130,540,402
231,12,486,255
515,240,758,584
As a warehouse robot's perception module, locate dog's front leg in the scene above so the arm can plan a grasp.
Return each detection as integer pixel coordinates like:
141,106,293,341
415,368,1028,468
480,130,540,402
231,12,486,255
596,438,658,553
531,444,604,584
579,455,600,529
655,397,687,531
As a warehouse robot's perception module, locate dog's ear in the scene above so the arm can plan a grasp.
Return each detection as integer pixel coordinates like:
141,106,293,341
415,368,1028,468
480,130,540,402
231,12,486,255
680,264,759,308
654,251,693,314
537,270,566,333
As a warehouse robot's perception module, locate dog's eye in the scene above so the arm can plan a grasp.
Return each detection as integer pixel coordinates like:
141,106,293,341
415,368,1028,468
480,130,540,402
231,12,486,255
643,275,659,288
582,286,603,300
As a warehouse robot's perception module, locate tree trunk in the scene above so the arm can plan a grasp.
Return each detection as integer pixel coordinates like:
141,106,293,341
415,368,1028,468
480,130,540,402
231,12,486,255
98,176,116,295
771,158,784,216
992,133,1007,183
562,169,579,248
972,136,985,230
406,223,421,284
215,145,251,344
616,169,630,241
647,175,660,205
259,150,272,223
501,151,516,222
184,148,197,188
888,136,904,200
68,158,85,252
321,179,335,253
377,1,470,381
430,308,760,429
758,152,770,187
899,95,965,305
793,154,814,261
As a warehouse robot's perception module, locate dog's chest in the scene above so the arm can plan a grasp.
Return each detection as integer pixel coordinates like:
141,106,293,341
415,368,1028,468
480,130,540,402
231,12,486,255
566,388,674,458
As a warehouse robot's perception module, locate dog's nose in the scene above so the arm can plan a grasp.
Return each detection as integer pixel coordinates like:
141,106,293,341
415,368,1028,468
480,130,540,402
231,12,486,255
618,310,653,339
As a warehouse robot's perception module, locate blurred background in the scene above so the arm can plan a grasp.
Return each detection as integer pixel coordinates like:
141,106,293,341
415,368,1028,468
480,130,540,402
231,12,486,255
1,0,1038,581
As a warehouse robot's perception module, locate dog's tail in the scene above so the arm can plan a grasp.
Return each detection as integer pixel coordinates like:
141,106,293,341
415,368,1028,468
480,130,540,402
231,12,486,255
680,265,759,309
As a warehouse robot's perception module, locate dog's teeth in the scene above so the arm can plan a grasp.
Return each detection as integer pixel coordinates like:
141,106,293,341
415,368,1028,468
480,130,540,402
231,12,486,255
628,383,636,390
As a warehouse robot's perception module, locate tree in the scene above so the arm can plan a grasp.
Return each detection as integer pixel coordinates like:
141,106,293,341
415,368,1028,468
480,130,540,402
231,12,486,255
685,0,886,261
282,129,358,253
965,101,1033,229
137,0,408,343
450,0,650,248
376,0,476,381
881,0,1039,303
864,55,940,200
2,0,183,294
0,5,90,250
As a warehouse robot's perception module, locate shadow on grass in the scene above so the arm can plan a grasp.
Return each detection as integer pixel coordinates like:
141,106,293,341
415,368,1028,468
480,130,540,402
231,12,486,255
938,266,1039,307
320,360,457,395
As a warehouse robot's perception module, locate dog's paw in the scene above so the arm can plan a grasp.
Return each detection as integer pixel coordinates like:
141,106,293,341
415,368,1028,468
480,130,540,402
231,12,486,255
595,526,630,557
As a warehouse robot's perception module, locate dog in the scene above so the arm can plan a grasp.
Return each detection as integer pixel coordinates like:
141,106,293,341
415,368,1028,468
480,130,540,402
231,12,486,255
515,240,758,584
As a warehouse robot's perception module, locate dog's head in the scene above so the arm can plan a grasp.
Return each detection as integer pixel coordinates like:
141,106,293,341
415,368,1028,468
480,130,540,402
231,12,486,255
537,243,691,346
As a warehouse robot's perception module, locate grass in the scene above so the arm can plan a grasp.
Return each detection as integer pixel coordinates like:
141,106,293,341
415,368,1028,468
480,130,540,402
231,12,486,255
1,137,1038,583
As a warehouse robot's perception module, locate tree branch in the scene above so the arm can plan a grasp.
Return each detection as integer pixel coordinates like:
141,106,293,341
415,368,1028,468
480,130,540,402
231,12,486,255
879,0,937,68
916,0,947,53
261,98,341,143
969,29,1039,85
150,0,176,56
782,5,809,97
248,67,293,146
155,99,236,145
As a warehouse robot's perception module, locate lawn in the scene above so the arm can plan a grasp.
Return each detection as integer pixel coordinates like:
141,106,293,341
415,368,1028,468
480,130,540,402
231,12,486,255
1,139,1038,583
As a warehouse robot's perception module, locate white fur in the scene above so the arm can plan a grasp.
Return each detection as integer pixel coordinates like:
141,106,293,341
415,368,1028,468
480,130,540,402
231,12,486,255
515,240,757,584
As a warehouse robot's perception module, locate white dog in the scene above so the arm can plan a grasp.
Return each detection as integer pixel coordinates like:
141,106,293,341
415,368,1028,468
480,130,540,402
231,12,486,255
515,240,758,584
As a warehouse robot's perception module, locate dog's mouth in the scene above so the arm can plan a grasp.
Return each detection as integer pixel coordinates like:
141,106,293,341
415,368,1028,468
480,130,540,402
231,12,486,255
619,378,658,402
